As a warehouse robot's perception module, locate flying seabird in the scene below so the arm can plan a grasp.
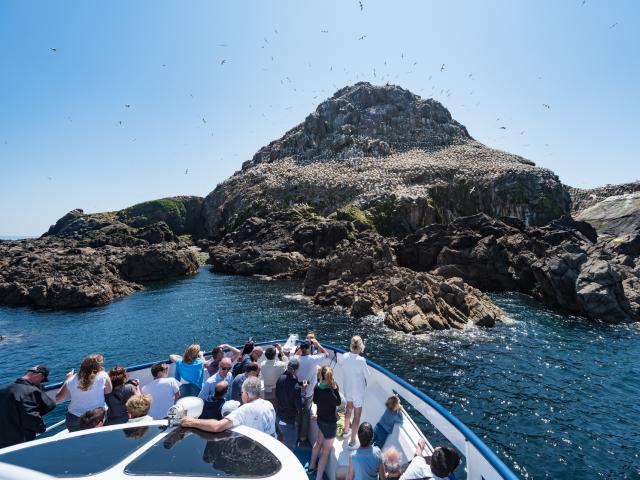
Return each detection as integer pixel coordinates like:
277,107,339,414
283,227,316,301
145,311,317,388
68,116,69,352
49,48,57,52
440,63,445,72
542,103,550,109
609,22,618,29
358,35,367,40
185,168,188,175
124,104,130,108
220,59,226,65
359,1,363,11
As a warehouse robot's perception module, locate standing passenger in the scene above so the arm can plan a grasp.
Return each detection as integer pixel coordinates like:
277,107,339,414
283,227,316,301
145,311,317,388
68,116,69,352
293,337,328,443
260,345,288,408
205,344,241,377
230,362,260,403
170,344,205,397
55,354,113,432
0,365,56,448
309,366,341,480
104,366,139,425
341,335,370,447
275,358,303,450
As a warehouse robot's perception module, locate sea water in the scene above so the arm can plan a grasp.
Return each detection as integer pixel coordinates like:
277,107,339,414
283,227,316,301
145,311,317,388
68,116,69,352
0,267,638,479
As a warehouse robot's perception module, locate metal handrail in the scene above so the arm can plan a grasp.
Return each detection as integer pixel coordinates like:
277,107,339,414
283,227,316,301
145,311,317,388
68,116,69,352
42,339,518,479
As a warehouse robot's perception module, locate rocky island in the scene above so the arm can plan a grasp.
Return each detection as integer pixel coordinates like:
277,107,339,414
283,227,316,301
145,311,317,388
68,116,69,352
2,83,638,331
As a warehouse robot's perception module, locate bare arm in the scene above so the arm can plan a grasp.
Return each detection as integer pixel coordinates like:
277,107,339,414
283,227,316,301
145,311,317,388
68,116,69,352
220,344,241,361
347,456,354,480
378,457,386,479
169,354,180,362
55,370,74,402
414,438,426,457
103,375,113,395
313,339,328,356
181,416,232,433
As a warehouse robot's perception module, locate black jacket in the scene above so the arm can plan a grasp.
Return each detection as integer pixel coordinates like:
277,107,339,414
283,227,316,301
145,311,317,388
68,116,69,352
275,373,303,423
313,384,341,424
0,378,56,448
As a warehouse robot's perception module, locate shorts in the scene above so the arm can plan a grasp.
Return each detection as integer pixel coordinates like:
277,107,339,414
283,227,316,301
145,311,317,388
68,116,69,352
345,392,364,408
317,420,337,439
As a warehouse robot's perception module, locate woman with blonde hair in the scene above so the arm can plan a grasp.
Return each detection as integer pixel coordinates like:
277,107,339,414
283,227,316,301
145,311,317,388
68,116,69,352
56,354,113,432
374,395,404,448
169,344,205,397
309,365,341,480
340,335,370,447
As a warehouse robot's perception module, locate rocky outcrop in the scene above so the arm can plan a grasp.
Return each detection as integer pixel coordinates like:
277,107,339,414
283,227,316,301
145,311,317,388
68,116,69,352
44,196,205,239
201,83,569,238
568,181,640,213
398,213,640,323
574,192,640,239
0,225,199,309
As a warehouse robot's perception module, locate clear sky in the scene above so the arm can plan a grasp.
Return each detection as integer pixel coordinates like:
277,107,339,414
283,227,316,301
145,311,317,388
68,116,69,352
1,0,638,236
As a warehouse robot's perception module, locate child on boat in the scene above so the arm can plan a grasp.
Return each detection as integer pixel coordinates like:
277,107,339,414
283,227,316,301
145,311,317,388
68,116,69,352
373,394,404,448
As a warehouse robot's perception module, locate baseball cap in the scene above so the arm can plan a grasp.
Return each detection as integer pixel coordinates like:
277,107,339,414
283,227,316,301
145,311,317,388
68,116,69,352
28,365,50,381
287,358,300,372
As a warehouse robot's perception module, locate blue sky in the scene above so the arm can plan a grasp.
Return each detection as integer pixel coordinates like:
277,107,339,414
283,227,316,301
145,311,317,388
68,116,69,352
1,0,638,236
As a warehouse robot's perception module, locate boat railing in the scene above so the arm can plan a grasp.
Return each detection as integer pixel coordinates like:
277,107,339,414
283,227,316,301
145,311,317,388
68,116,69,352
42,339,518,480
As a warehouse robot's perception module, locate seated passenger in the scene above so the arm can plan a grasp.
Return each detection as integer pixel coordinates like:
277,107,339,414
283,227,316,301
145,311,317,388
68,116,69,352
382,447,402,479
199,357,233,401
181,376,275,436
205,344,241,377
142,362,181,419
230,362,260,403
169,344,205,397
55,354,113,432
373,395,404,448
399,438,461,480
78,407,106,430
347,422,385,480
126,394,153,423
105,366,139,425
200,381,229,420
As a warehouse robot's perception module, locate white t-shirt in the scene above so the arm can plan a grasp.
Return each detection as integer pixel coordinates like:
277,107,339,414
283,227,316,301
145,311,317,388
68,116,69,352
399,456,445,480
293,353,327,398
142,377,181,420
259,359,288,397
67,371,109,417
339,352,370,399
226,398,275,435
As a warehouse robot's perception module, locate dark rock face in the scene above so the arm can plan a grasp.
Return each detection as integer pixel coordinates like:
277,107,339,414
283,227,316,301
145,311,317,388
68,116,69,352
398,213,640,323
0,224,199,309
201,83,569,238
574,192,640,239
568,181,640,213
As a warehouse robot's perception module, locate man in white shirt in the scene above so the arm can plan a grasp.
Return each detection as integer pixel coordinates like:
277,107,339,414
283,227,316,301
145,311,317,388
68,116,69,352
260,345,288,406
182,376,275,436
142,362,181,420
292,338,328,443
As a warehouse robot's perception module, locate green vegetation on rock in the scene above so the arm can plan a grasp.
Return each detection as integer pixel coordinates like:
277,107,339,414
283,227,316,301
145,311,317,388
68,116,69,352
336,205,375,230
118,198,187,230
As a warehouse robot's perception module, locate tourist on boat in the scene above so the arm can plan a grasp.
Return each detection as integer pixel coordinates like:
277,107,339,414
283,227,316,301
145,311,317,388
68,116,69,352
341,335,371,447
104,366,140,425
347,422,385,480
181,376,276,436
55,354,113,432
78,407,106,430
169,344,205,397
308,365,341,480
232,345,264,377
275,358,304,451
231,340,255,377
205,343,241,377
198,357,233,401
0,364,56,448
399,438,461,480
260,345,288,407
230,361,260,403
200,380,229,420
126,393,153,423
382,447,402,479
293,337,328,442
141,362,181,420
373,395,404,448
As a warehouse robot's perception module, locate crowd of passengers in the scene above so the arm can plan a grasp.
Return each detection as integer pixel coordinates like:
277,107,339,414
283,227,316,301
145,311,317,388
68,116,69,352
0,333,460,480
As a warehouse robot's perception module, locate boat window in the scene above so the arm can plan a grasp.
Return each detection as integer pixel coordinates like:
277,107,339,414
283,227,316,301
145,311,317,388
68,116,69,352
0,426,162,477
124,427,282,477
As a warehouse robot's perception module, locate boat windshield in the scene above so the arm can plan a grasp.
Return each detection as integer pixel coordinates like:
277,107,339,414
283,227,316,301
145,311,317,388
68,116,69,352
124,427,282,477
0,425,163,477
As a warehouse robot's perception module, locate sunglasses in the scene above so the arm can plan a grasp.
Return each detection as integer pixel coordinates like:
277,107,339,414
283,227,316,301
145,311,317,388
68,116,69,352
219,366,230,371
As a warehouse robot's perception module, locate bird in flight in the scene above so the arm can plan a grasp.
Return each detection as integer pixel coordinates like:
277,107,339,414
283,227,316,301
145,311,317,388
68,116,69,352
499,126,506,130
50,48,57,53
47,176,52,181
359,1,363,11
582,0,586,5
520,130,525,135
124,104,130,108
320,30,329,33
202,118,206,124
220,59,226,65
185,168,189,175
609,22,618,29
542,103,550,109
358,35,367,40
218,44,229,47
440,63,445,72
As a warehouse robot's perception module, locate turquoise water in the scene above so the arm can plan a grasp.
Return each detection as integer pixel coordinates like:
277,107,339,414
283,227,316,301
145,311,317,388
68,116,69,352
0,267,638,479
